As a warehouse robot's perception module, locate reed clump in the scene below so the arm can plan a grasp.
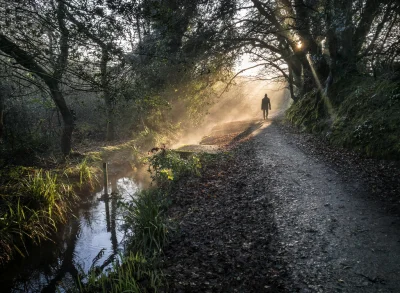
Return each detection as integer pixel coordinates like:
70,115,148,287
77,252,163,293
65,158,100,191
0,168,76,265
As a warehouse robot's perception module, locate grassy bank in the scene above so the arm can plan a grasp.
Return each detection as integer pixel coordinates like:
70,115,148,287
0,166,76,265
0,138,144,266
286,75,400,159
0,155,106,265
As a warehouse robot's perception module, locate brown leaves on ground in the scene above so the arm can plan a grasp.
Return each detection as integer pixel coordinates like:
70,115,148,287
200,132,242,145
278,122,400,210
161,143,289,293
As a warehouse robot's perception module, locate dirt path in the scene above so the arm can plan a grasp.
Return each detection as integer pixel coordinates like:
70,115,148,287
253,121,400,292
163,107,400,292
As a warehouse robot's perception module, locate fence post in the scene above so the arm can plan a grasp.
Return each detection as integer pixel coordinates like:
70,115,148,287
103,162,108,196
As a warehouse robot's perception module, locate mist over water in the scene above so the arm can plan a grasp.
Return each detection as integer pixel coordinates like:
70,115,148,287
172,78,290,148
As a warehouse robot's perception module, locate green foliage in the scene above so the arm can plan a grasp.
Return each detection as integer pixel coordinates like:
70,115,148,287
0,169,76,264
286,89,332,133
148,150,201,185
329,77,400,158
286,76,400,159
65,159,99,190
122,189,171,255
22,170,59,212
76,252,163,293
77,159,97,189
134,127,162,151
0,93,59,162
0,200,51,263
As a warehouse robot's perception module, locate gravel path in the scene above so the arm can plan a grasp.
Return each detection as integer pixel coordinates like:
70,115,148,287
162,119,400,292
255,121,400,292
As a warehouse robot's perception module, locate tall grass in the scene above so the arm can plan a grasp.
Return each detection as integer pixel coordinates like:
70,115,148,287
22,169,75,221
123,189,171,255
76,252,163,293
0,200,51,256
65,159,99,190
0,169,76,263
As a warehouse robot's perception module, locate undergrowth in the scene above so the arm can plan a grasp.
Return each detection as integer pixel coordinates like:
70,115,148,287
148,150,202,187
286,75,400,159
123,189,171,255
76,252,163,293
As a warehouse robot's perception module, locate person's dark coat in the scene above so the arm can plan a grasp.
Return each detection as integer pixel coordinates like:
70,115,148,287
261,96,271,110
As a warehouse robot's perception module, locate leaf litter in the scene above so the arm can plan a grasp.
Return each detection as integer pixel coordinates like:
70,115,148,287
160,119,400,292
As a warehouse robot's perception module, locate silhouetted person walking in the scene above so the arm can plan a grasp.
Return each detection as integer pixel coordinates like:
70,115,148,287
261,94,271,120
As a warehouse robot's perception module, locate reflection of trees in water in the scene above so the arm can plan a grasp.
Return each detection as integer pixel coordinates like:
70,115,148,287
0,219,81,293
40,219,80,293
105,195,111,232
80,197,98,228
110,176,119,253
92,175,120,272
41,175,121,292
84,175,121,277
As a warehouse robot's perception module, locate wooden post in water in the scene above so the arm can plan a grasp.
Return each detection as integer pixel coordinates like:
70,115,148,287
103,162,111,231
103,162,108,197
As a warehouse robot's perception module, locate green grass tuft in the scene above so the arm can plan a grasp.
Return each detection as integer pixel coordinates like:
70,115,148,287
0,169,76,264
123,189,171,256
76,252,163,293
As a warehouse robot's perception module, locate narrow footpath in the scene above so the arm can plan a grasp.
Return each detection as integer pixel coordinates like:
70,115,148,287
163,119,400,293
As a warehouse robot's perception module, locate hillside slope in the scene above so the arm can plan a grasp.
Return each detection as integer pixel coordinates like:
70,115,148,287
286,75,400,159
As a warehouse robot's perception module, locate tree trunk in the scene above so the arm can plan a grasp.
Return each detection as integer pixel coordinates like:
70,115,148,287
0,1,72,156
63,11,117,142
49,83,74,156
105,92,115,141
288,64,296,101
0,84,10,141
338,0,355,71
101,47,115,141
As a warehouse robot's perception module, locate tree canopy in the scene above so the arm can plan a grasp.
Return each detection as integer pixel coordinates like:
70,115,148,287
0,0,398,156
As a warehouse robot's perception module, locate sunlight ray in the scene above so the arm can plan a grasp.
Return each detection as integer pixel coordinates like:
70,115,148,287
306,54,335,119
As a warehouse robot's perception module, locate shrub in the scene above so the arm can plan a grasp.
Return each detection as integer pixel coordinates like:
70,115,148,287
148,150,201,185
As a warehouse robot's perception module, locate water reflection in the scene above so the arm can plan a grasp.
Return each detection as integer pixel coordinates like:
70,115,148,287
0,172,143,293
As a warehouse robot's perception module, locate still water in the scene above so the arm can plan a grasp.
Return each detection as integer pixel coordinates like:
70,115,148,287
1,172,145,293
